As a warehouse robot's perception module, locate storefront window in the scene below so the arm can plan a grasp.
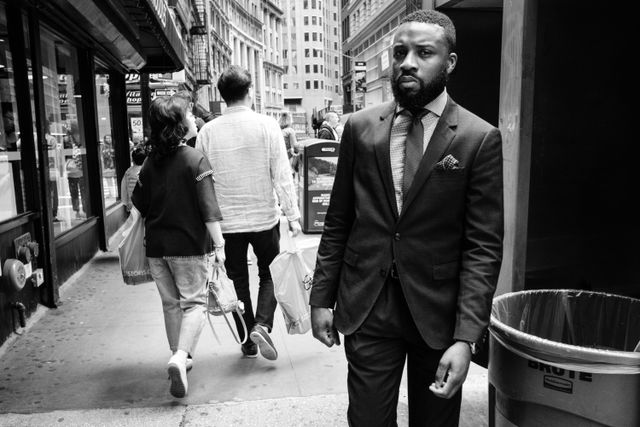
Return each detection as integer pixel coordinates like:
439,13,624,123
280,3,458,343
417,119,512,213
95,65,117,207
40,26,92,234
0,4,27,221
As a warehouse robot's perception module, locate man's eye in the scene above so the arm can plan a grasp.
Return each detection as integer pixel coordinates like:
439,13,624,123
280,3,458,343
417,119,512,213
419,49,432,57
393,50,406,59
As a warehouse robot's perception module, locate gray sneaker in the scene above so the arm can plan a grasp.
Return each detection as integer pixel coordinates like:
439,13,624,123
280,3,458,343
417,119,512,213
249,324,278,361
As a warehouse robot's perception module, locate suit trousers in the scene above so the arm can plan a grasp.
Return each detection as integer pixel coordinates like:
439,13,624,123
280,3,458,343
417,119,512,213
344,277,462,427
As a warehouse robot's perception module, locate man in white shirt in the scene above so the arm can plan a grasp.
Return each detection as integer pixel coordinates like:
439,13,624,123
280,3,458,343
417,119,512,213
196,66,302,360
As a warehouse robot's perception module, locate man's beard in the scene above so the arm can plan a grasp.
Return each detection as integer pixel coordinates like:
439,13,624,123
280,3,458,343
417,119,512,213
391,65,449,114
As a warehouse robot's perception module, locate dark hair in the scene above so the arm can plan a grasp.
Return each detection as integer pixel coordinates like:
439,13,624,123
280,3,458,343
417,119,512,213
217,66,252,104
146,95,189,160
131,146,147,165
400,10,456,53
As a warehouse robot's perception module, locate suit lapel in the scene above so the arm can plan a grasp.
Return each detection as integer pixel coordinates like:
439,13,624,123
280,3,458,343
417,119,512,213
401,99,458,215
373,102,399,218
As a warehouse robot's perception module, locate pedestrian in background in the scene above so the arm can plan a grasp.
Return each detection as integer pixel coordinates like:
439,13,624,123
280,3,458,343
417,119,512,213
120,145,146,213
132,94,225,399
196,65,302,361
317,111,340,140
279,111,300,176
310,9,503,426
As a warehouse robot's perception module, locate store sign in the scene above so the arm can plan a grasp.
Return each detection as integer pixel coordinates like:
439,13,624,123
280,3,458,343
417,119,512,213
126,90,141,105
130,117,144,141
126,88,177,105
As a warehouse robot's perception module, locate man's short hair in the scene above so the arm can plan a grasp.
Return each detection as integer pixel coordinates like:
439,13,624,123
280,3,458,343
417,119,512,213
217,66,252,104
400,9,456,53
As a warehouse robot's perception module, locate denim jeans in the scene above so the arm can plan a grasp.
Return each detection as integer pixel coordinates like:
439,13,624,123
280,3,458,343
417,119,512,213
224,223,280,341
148,255,210,355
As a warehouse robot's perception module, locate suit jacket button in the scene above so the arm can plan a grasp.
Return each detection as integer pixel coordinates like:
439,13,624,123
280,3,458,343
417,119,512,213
394,233,400,241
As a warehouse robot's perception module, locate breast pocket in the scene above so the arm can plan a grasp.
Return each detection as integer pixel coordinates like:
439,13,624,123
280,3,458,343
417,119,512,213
430,169,467,192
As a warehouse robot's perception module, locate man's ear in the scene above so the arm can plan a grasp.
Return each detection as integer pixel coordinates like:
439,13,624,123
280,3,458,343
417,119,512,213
447,53,457,74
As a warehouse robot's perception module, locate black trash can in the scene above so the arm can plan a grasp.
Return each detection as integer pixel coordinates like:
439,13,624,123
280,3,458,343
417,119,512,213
488,289,640,427
297,139,339,234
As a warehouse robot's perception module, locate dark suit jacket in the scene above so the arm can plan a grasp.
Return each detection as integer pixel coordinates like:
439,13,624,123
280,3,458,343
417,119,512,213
309,97,503,349
317,123,337,140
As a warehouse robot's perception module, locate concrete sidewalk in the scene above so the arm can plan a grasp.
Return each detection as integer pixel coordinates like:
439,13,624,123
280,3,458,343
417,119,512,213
0,221,489,426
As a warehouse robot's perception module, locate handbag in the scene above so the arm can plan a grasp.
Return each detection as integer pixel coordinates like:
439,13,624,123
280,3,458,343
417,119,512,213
205,265,247,344
269,232,318,334
118,207,153,285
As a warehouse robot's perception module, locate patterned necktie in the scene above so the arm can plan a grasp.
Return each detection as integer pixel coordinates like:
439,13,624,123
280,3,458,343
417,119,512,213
402,110,429,199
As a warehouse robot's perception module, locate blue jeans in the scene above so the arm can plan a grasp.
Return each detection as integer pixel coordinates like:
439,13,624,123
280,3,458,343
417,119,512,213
148,255,210,355
224,223,280,341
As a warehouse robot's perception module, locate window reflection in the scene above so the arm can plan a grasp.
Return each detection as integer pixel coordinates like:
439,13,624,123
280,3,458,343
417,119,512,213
40,26,91,234
95,69,117,207
0,4,27,221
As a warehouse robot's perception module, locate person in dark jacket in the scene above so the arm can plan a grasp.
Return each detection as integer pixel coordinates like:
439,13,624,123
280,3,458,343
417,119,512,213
316,111,340,140
132,94,226,399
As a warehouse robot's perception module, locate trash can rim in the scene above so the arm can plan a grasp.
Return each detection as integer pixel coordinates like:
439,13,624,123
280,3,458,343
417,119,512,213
490,289,640,362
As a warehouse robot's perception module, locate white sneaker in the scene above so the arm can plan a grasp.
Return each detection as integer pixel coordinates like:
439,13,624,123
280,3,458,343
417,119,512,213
167,355,188,398
186,356,193,372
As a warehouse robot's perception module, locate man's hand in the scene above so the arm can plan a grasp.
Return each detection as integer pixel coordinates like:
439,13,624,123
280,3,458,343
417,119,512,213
288,220,302,237
429,341,472,399
311,307,341,347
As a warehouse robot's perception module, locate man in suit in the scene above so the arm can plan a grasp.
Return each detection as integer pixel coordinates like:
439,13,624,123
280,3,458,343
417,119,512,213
310,9,503,426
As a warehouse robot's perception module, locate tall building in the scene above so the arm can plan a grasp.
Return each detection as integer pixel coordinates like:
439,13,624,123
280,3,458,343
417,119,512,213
282,0,343,134
204,0,233,114
261,0,285,118
341,0,418,113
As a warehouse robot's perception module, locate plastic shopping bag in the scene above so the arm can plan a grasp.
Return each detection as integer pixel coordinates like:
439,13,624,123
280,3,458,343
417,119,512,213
270,233,319,335
118,207,154,285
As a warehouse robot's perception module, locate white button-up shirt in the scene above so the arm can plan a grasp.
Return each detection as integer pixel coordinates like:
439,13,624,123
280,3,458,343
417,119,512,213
196,106,300,233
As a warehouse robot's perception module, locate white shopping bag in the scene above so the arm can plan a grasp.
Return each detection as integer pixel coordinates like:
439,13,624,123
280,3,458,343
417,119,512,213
270,233,319,334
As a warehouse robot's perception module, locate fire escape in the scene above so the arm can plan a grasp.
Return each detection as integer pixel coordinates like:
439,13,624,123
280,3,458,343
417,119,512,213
191,0,211,85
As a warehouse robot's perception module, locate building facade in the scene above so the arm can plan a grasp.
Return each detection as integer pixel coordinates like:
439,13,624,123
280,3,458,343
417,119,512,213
341,0,415,113
0,0,188,346
282,0,343,133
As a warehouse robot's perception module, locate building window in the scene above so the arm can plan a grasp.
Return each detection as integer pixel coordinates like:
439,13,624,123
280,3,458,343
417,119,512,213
0,6,27,221
40,25,93,232
304,32,309,42
304,16,309,25
335,70,338,78
305,48,310,57
334,42,338,50
313,64,318,73
312,16,317,25
314,80,319,89
306,81,311,89
283,83,288,89
311,0,316,8
334,12,337,21
303,0,308,8
305,64,311,73
283,49,288,58
95,65,117,208
321,81,324,89
334,56,338,64
294,82,299,89
313,49,318,57
312,32,317,41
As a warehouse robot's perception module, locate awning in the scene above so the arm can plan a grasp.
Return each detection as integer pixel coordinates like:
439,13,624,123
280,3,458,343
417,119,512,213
48,0,187,72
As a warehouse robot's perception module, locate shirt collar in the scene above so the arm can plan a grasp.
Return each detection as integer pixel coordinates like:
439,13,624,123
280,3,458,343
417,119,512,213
223,105,252,114
395,88,448,117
